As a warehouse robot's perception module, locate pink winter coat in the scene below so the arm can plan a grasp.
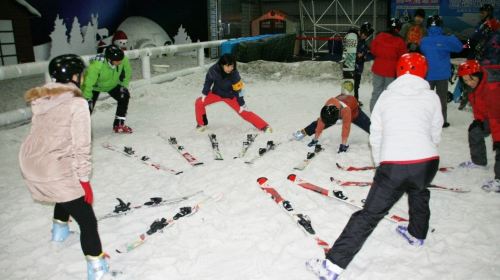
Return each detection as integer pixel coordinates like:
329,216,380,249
19,82,91,203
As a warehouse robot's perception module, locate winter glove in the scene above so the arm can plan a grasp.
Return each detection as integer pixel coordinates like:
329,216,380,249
237,96,245,106
494,142,500,151
80,181,94,205
468,120,484,132
338,144,349,153
307,139,319,147
87,99,94,113
118,86,130,99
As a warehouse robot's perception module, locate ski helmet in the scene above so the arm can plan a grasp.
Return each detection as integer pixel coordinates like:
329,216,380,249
320,105,340,126
48,54,85,84
396,53,428,78
414,9,426,19
360,22,374,36
388,17,402,32
427,15,443,28
480,4,494,18
457,60,481,77
105,45,124,62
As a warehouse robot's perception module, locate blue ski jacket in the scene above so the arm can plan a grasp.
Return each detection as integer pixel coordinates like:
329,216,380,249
420,26,463,81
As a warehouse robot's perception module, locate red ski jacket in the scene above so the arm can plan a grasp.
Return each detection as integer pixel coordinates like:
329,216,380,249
469,65,500,142
370,32,407,77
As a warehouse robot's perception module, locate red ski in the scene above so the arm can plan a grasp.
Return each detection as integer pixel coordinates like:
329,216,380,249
257,177,330,254
336,163,454,173
288,174,408,224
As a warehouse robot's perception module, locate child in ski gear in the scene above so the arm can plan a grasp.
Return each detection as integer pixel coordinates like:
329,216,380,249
354,22,374,105
457,60,500,192
420,15,463,128
292,94,370,153
369,17,408,111
400,8,427,52
81,45,133,133
195,54,271,132
307,53,442,280
18,54,108,280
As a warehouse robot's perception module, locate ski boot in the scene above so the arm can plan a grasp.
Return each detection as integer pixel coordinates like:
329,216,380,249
86,253,109,280
196,125,207,132
458,160,487,170
113,117,133,134
481,179,500,193
51,219,70,242
293,130,305,141
305,258,342,280
396,225,424,246
262,126,273,133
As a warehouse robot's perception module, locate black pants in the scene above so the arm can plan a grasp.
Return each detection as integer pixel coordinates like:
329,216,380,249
326,159,439,269
469,120,500,179
303,110,371,136
53,196,102,256
354,73,362,101
90,85,130,125
429,80,448,123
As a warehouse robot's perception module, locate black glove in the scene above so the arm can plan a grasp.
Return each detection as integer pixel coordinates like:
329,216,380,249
494,142,500,151
307,139,318,147
468,120,484,132
338,144,349,153
237,96,245,106
118,86,130,99
87,99,94,113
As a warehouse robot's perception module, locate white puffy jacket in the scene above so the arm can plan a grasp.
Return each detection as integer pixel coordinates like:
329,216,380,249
370,74,443,166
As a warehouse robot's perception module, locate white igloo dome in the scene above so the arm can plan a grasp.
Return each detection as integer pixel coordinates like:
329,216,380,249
116,16,173,49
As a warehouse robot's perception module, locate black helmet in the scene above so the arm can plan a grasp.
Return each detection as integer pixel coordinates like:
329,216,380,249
48,54,85,84
360,22,374,36
414,9,426,19
480,4,494,16
427,15,443,27
388,17,402,32
105,45,124,62
320,105,340,126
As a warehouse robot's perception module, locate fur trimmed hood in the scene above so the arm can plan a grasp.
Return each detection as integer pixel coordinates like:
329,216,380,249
25,82,83,115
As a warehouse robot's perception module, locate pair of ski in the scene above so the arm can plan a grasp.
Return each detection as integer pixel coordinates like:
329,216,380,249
209,133,259,161
330,175,470,193
114,193,222,254
97,190,204,221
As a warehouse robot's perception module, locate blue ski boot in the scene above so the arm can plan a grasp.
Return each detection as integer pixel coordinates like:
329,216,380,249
51,219,70,242
306,258,342,280
86,253,109,280
396,225,424,246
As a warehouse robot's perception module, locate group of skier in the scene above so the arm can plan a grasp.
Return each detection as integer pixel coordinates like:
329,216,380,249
16,4,499,280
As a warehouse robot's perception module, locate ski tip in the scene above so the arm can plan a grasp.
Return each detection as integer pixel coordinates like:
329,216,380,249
175,171,184,175
287,174,297,182
335,163,342,169
256,177,268,185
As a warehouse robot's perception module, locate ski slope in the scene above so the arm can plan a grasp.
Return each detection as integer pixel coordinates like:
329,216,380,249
0,60,499,280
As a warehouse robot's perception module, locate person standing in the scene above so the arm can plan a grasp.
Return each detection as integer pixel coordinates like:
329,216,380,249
82,45,133,133
306,53,443,279
400,8,427,52
369,18,407,111
353,22,374,105
457,60,500,192
195,54,271,132
420,15,463,128
19,54,108,280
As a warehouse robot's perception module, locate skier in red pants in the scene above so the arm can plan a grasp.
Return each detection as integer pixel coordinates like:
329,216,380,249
195,54,271,132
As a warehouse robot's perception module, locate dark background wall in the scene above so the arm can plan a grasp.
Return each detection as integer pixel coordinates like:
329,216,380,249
27,0,208,46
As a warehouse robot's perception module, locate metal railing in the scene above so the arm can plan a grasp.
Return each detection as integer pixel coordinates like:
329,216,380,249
0,39,227,128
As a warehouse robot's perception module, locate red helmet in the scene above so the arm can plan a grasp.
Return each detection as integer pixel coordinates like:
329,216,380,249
457,60,481,77
396,53,428,78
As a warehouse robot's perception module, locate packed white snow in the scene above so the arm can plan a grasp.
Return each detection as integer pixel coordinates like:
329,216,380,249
0,59,499,280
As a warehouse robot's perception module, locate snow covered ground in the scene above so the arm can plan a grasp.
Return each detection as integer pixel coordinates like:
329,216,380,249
0,60,499,280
